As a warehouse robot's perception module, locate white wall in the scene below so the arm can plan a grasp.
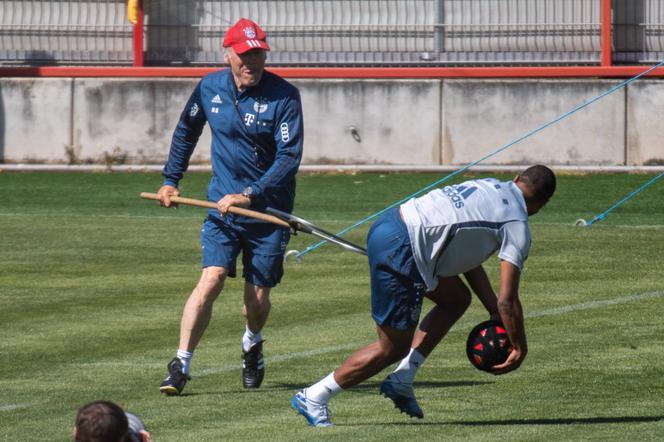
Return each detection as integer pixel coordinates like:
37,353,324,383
1,77,662,166
441,80,627,166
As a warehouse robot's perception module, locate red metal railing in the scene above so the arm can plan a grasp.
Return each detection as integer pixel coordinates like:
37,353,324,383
2,65,664,78
2,0,664,79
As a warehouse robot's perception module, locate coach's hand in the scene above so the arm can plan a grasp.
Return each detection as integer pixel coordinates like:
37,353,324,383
217,193,251,215
157,185,180,208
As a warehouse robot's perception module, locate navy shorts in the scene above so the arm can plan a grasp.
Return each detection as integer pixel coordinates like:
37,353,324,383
367,208,426,331
201,215,290,288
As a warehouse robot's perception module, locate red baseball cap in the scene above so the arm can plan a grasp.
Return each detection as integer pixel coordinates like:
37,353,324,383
223,18,270,54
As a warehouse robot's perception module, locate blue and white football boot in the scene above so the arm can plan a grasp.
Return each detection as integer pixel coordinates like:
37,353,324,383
290,390,334,427
379,373,424,418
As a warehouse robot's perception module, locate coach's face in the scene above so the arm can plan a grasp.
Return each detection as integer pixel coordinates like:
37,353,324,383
225,47,266,90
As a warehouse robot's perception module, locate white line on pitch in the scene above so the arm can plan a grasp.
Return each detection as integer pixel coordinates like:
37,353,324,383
69,289,664,375
1,212,663,230
196,343,361,376
527,290,664,318
0,403,33,412
4,295,663,413
72,289,664,376
196,289,664,377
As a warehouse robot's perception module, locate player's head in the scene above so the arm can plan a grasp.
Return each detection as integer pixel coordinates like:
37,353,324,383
73,400,128,442
223,18,269,89
514,165,556,215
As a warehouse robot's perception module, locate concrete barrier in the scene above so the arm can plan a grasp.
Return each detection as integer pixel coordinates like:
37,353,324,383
0,76,661,166
296,79,442,165
0,78,72,163
626,81,664,166
441,79,627,166
72,78,210,165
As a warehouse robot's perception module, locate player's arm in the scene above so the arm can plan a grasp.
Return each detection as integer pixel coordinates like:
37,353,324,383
491,260,527,375
463,265,499,320
159,81,207,208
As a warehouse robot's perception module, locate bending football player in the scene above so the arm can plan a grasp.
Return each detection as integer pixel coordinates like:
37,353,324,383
291,165,556,426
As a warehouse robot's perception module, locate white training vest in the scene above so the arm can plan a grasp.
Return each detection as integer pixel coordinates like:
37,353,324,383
400,178,531,291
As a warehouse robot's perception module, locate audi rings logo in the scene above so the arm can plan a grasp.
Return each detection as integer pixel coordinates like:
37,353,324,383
280,122,290,142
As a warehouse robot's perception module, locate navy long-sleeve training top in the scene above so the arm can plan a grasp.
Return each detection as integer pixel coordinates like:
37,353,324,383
162,69,303,221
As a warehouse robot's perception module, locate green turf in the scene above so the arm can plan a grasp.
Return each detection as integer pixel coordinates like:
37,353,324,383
0,171,663,441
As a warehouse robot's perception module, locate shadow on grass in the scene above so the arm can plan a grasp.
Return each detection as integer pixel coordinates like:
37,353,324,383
451,415,664,426
190,378,494,395
160,392,209,397
345,415,664,427
265,380,494,393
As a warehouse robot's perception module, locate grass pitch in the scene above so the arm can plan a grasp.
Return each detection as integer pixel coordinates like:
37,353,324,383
1,171,663,441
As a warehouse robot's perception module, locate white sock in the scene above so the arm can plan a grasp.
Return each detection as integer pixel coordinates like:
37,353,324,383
391,348,426,384
305,372,343,404
176,349,193,375
242,325,262,352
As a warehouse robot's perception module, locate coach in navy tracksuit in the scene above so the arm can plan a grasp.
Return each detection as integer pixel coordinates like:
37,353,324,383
156,18,303,396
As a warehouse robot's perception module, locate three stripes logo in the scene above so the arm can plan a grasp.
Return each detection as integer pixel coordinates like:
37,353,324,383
245,40,263,49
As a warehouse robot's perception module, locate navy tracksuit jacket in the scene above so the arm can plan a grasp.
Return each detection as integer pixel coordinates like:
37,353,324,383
162,69,303,221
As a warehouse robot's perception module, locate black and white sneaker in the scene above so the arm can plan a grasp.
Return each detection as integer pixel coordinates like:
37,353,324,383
159,357,191,396
242,341,265,389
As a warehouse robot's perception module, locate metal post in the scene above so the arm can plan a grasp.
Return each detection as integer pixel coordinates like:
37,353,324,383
132,0,144,67
434,0,445,56
601,0,612,66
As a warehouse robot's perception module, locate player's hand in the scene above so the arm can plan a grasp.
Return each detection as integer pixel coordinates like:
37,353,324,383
217,193,251,215
157,185,179,208
129,430,152,442
490,346,527,375
128,430,152,442
139,430,153,442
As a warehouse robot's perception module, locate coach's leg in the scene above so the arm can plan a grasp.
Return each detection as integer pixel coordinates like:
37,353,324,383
160,266,227,395
241,283,271,388
240,221,286,388
179,266,228,352
243,282,271,339
241,222,285,340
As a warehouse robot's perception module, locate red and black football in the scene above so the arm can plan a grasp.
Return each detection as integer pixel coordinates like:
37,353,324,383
466,320,513,372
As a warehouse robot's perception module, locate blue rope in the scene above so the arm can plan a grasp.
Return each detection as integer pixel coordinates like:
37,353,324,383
584,170,664,225
296,60,664,259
